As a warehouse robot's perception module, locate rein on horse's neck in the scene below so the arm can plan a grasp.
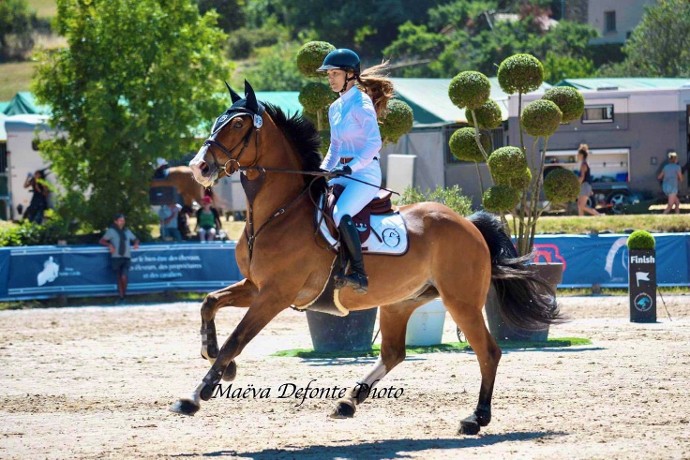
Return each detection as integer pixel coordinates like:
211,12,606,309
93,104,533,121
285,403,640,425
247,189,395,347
239,122,313,260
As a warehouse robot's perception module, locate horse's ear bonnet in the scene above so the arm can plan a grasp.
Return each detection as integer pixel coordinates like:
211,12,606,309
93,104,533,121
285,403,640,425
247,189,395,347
213,80,265,132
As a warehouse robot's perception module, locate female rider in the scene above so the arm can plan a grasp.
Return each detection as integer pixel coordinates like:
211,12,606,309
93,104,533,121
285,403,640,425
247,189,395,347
318,48,393,294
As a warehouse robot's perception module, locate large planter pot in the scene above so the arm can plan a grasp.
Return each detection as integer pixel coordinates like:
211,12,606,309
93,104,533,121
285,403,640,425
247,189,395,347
405,299,447,346
485,262,563,342
305,308,378,353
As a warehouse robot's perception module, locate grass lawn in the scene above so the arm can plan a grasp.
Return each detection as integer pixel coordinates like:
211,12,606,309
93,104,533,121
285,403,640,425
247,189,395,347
528,213,690,234
0,61,36,101
272,337,593,359
27,0,57,19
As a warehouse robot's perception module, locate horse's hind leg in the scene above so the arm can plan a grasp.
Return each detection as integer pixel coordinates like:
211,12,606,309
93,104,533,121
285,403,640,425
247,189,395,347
200,279,257,366
444,299,501,435
331,301,420,419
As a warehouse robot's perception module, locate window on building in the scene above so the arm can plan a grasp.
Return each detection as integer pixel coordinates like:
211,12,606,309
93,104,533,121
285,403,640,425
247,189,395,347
582,105,614,124
604,11,616,33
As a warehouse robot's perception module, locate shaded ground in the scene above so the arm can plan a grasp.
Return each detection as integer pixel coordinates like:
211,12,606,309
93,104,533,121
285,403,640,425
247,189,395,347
1,295,689,459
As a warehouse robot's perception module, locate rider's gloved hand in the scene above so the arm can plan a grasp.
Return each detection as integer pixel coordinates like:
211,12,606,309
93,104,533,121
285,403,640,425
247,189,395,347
329,164,352,177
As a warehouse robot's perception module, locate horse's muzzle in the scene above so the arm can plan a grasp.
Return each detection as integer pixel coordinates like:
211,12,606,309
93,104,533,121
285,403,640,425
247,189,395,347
189,145,217,188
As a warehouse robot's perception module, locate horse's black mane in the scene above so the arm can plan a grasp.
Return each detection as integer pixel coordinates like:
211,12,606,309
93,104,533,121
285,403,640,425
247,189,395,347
262,103,323,175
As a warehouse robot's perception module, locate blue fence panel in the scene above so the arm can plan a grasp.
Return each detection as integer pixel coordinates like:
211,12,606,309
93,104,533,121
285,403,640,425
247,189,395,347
0,243,243,300
533,233,690,288
1,234,688,300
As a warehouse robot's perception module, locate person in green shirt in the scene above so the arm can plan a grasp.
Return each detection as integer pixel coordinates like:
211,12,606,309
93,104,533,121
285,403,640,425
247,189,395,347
195,196,222,243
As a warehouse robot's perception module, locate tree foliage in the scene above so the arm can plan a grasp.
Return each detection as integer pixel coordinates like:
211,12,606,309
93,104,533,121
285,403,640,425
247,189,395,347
32,0,231,235
0,0,36,62
599,0,690,78
384,0,597,81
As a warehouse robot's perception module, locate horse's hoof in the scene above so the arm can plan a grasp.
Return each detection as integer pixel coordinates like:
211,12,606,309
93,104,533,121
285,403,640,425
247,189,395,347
222,361,237,382
459,416,481,435
169,398,200,416
330,400,356,419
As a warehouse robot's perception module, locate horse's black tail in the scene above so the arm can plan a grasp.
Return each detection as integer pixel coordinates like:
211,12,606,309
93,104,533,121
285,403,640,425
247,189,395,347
468,211,563,330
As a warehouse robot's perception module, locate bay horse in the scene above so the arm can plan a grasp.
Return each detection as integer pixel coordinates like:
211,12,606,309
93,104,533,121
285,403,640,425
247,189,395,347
170,81,561,435
150,166,206,208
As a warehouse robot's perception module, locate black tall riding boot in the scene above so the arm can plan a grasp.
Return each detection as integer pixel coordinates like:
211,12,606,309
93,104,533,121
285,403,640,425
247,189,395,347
337,215,368,294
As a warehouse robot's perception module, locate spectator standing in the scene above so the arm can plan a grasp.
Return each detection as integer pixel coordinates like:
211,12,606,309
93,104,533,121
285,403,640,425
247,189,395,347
23,169,50,223
657,151,683,214
158,202,183,241
99,213,139,303
576,144,601,217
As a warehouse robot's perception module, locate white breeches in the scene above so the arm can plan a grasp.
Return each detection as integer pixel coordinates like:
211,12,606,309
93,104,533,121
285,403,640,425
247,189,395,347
330,161,382,227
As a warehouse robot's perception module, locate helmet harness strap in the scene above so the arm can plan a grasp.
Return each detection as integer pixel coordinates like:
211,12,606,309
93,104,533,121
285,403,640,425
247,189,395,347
340,71,358,93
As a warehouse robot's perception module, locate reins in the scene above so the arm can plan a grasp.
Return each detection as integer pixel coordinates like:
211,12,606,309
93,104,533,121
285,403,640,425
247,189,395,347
238,165,400,196
202,116,399,264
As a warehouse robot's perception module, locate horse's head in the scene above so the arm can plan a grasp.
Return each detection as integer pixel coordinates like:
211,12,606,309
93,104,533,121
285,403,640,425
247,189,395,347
190,80,266,188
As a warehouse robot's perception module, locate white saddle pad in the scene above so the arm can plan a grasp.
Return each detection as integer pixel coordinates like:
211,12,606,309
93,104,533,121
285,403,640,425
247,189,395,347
316,196,409,256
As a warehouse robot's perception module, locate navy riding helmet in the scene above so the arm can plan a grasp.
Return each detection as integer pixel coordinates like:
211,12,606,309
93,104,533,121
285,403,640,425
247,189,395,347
318,48,361,75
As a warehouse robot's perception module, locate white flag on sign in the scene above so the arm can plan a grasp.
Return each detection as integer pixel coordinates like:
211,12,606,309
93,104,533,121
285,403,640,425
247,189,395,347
635,271,650,287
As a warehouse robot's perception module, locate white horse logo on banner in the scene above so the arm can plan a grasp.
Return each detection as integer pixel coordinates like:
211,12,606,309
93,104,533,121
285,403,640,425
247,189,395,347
37,256,60,286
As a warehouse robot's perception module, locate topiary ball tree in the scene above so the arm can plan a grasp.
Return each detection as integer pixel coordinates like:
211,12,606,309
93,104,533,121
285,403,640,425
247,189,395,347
296,41,335,78
627,230,656,250
497,54,544,95
497,166,532,190
487,146,528,184
483,184,520,212
521,99,562,137
379,99,414,144
543,168,580,203
449,127,491,162
542,86,585,123
448,71,491,110
298,82,336,113
466,99,502,129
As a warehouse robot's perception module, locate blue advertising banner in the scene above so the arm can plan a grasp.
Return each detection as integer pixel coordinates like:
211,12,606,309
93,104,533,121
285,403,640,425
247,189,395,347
1,243,242,300
0,234,688,300
532,233,690,288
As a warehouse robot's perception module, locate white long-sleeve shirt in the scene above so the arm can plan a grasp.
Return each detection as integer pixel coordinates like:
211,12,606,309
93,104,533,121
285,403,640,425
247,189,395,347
320,86,382,173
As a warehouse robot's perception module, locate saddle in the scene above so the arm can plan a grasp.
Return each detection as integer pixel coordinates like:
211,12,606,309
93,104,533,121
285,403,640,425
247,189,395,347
300,185,409,317
324,184,393,244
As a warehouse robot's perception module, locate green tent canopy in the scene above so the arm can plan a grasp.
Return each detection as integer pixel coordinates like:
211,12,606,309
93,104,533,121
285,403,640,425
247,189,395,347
2,92,51,115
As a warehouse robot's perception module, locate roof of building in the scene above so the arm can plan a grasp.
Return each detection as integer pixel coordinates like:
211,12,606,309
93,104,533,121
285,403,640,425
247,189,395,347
1,91,51,116
391,77,552,126
256,91,302,116
556,78,690,91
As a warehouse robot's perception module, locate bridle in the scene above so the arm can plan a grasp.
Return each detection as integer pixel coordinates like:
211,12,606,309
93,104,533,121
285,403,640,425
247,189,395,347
200,111,327,263
202,112,259,177
198,110,397,264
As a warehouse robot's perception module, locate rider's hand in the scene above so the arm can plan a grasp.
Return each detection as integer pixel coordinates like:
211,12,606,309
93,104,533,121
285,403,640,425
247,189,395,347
329,164,352,177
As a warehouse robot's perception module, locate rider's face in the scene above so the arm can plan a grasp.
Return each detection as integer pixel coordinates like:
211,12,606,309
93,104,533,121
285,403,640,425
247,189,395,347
327,69,349,92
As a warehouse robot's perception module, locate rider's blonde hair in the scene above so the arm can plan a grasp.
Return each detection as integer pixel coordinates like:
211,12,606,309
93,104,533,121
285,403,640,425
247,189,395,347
356,61,394,119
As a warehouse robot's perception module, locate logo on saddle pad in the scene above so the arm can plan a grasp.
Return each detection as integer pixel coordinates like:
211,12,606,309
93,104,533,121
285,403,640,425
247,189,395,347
316,193,409,256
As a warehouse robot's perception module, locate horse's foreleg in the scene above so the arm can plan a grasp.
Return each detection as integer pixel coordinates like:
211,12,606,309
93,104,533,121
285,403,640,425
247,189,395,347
446,302,501,435
200,279,257,364
170,290,289,416
331,303,419,419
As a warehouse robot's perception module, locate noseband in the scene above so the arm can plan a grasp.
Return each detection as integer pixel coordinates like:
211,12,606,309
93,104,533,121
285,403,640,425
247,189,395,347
202,114,259,176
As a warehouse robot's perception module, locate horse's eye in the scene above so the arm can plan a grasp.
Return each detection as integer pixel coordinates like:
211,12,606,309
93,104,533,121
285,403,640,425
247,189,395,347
233,120,243,129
